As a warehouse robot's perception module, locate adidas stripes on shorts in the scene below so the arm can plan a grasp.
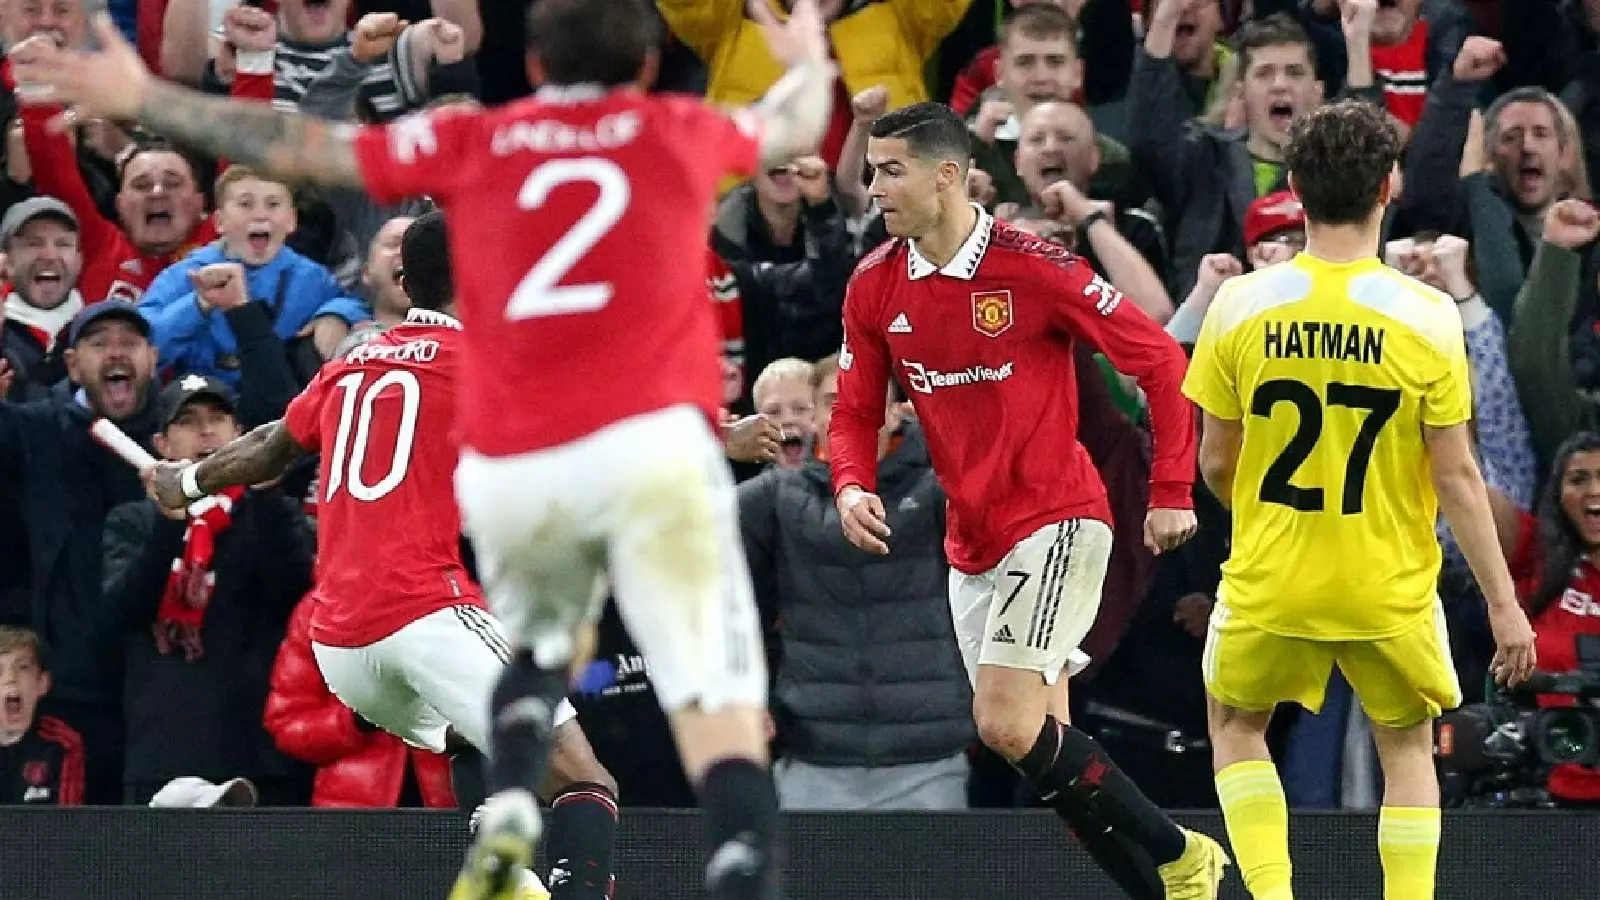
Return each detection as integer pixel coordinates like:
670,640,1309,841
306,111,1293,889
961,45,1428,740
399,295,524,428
948,518,1114,686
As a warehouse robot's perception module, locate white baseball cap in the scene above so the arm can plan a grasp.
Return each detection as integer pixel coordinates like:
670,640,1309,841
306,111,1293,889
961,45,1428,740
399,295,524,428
148,776,259,809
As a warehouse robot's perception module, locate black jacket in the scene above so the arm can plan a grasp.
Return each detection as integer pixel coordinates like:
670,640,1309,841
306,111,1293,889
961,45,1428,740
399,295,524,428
0,384,160,702
739,427,975,767
0,317,65,405
719,194,858,416
102,492,314,786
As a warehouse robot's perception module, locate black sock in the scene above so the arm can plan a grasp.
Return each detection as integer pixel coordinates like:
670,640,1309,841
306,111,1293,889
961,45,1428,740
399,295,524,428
1017,716,1187,866
545,782,619,900
488,650,570,797
1056,797,1166,899
450,747,489,819
698,758,781,900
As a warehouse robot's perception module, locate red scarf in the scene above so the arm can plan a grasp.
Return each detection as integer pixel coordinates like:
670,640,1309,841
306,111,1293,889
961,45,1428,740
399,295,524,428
154,486,246,661
706,249,746,398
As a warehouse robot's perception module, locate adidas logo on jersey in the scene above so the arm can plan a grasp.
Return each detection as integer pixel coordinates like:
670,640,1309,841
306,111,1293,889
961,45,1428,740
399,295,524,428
992,624,1016,644
888,313,913,334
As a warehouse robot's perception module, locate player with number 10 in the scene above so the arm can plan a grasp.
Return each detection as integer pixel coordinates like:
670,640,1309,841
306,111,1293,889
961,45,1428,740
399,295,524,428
1183,99,1537,900
24,0,840,898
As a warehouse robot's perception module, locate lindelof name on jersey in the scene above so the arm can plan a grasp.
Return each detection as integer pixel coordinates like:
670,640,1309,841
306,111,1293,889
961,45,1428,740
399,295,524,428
491,111,643,157
901,359,1015,394
345,338,441,365
1262,321,1385,365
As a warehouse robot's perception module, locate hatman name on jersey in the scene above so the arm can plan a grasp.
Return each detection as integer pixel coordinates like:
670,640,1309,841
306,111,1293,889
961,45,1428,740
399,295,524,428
1263,320,1386,365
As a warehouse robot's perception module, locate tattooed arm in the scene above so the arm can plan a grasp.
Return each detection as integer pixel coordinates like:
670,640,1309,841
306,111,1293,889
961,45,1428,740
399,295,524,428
146,419,311,511
135,80,364,188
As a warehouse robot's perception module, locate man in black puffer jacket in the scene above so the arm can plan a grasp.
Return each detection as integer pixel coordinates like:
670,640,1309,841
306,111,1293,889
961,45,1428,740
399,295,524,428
739,353,974,810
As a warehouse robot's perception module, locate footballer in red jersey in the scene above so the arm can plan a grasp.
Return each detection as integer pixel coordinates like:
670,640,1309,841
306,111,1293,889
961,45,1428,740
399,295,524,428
142,214,618,900
12,1,835,898
828,102,1227,900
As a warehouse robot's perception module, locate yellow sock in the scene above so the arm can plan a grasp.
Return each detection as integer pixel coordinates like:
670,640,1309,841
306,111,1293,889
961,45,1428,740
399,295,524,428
1215,760,1293,900
1377,806,1440,900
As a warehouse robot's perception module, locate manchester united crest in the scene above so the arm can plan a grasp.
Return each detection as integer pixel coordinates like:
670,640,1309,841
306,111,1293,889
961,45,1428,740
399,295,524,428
971,290,1013,338
22,761,49,787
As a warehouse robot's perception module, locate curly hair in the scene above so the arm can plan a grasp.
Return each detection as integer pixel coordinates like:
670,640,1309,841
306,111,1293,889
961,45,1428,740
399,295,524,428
1284,99,1402,226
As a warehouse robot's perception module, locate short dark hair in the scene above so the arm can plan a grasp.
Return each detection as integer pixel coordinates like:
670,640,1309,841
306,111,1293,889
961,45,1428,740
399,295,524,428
1284,100,1401,226
400,210,453,311
1234,13,1315,73
869,102,972,170
526,0,661,88
116,138,199,190
1000,3,1078,56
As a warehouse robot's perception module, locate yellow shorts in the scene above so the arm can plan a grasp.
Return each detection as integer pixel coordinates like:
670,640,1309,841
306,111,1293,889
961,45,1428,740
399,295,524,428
1201,597,1462,729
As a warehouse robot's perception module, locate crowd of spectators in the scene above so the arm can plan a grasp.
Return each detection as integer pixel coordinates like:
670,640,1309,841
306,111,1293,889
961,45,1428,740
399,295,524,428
2,0,1600,815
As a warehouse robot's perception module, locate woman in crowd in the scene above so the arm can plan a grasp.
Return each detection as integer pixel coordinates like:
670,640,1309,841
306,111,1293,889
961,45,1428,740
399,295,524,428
1506,432,1600,808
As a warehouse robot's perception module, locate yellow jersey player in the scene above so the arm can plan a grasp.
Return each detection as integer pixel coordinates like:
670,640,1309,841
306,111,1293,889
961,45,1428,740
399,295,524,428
1182,99,1538,900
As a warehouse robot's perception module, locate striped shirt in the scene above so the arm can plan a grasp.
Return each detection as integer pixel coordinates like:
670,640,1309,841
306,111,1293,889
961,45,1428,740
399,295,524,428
212,30,413,121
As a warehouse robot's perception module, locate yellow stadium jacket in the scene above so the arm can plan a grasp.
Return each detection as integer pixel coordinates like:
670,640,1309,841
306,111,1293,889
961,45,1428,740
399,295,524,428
659,0,971,116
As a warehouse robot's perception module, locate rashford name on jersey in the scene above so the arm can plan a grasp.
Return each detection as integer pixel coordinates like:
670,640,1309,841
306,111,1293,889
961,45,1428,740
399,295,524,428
285,310,484,648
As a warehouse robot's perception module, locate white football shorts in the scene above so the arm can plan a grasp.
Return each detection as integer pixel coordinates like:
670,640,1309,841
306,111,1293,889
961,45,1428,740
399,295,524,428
454,403,767,714
949,518,1113,686
313,605,576,754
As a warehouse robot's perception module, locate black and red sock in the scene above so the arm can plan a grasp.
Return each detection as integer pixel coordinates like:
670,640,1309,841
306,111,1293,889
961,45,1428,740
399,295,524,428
545,782,619,900
1017,715,1184,896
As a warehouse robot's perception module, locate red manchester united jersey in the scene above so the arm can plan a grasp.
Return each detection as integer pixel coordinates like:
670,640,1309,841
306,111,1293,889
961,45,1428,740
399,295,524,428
284,309,483,647
352,86,762,457
828,207,1197,574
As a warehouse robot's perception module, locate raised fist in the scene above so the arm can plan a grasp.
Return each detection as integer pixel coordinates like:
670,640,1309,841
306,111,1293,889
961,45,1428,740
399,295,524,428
851,85,889,123
972,98,1014,145
1196,253,1244,292
1543,199,1600,251
223,5,277,54
1340,0,1377,41
1040,179,1110,228
1451,37,1505,83
792,156,831,204
352,13,407,65
189,262,250,312
419,18,467,66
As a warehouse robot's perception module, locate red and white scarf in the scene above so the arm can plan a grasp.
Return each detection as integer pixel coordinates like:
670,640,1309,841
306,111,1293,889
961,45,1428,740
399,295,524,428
706,249,745,400
154,486,247,661
4,290,83,352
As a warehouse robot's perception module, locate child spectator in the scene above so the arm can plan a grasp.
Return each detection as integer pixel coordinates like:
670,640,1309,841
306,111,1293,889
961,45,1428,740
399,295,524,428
137,165,369,384
0,627,84,806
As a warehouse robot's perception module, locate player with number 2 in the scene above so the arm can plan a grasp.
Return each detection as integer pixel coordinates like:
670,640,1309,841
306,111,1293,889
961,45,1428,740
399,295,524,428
13,1,836,898
1183,100,1537,900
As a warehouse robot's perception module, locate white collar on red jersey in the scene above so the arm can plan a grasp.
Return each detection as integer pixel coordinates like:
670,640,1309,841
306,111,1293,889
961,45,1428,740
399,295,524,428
536,83,608,105
906,203,994,282
404,308,463,330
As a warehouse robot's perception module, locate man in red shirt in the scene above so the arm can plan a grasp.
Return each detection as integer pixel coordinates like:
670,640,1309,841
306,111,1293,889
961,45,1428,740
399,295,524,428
24,1,837,897
14,79,213,303
829,101,1224,899
142,214,613,900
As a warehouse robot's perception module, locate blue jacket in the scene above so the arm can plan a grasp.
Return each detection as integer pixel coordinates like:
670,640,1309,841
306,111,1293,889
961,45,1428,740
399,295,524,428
139,243,370,386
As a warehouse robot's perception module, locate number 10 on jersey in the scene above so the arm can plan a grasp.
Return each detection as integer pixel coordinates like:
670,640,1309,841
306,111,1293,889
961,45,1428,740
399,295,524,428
1251,378,1401,515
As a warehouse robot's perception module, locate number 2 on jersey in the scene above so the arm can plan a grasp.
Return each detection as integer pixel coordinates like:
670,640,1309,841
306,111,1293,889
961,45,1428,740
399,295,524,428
1251,379,1400,515
506,158,632,320
325,370,420,502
